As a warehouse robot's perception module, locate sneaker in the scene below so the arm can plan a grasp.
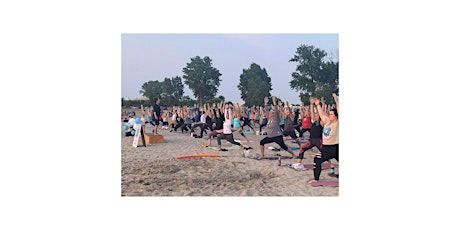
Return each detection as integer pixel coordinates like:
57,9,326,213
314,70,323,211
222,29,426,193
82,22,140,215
328,172,338,178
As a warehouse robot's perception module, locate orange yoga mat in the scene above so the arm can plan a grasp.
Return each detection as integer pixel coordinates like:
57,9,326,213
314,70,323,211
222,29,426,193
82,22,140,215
176,154,220,159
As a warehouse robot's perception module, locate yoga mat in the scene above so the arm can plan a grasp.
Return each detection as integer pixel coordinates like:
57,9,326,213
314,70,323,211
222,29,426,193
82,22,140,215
234,139,254,143
269,146,300,151
176,154,220,159
209,145,241,151
307,179,339,187
284,162,339,171
250,155,293,160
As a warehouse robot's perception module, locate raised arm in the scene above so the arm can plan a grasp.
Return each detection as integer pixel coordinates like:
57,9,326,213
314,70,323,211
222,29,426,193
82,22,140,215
333,93,339,115
314,98,326,126
272,96,280,121
310,98,316,122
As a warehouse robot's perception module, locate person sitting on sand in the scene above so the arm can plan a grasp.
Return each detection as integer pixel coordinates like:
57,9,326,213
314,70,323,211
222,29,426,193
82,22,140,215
258,96,297,159
308,93,339,184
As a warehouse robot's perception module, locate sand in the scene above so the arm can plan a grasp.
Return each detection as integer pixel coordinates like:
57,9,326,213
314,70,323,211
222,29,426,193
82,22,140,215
121,122,339,196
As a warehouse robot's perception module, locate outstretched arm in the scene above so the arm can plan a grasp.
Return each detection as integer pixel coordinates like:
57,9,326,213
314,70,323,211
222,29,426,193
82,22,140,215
314,98,326,126
333,93,339,115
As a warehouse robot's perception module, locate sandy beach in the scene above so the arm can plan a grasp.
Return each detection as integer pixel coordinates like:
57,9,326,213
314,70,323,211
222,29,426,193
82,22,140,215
121,119,339,197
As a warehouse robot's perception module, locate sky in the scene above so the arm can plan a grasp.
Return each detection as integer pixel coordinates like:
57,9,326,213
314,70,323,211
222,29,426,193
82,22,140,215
122,33,338,105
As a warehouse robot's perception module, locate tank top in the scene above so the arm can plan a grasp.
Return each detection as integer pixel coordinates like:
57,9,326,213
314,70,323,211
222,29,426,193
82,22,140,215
233,117,241,128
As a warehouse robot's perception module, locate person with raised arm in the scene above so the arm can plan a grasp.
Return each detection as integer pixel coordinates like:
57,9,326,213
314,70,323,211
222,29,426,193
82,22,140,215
232,103,251,142
202,102,225,147
297,98,324,164
299,104,312,139
258,96,297,159
216,103,250,151
308,93,339,184
282,101,302,147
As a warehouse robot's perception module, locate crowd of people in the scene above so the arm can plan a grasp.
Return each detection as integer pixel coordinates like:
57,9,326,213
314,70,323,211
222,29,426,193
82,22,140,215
122,94,339,183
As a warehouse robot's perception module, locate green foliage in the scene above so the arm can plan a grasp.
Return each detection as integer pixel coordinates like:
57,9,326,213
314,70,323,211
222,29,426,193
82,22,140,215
237,63,272,107
203,95,225,106
289,45,339,105
139,80,162,103
138,76,185,107
180,96,196,107
161,76,184,106
182,56,222,105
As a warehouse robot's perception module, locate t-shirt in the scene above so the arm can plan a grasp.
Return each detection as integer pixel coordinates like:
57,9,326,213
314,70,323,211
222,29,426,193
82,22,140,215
322,117,339,145
153,104,161,120
283,115,295,131
200,114,206,123
301,115,312,129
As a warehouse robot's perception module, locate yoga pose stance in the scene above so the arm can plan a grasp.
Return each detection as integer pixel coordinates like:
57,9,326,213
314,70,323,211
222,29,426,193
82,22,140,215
258,96,296,159
308,93,339,184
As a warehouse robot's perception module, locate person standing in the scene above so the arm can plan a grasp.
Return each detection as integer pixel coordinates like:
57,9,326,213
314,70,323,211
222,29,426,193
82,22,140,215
297,98,323,164
153,98,161,135
282,101,302,148
258,96,296,159
216,103,244,151
308,93,339,184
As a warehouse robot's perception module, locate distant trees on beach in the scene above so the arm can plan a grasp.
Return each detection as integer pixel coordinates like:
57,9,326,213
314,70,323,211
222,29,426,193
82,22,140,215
138,76,185,107
132,44,338,107
289,45,339,105
237,63,273,107
182,56,222,106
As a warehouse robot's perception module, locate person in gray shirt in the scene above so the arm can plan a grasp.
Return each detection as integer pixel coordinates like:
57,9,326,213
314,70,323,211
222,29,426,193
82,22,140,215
258,96,297,159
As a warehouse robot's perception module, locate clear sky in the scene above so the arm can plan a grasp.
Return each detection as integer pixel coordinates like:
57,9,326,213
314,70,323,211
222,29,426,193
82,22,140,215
122,33,338,105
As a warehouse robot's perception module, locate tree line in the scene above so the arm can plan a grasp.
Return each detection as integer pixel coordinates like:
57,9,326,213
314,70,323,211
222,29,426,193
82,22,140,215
122,44,338,108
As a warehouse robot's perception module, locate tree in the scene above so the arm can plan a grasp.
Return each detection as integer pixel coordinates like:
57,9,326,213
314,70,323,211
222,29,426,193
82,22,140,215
182,56,222,105
180,96,196,107
289,45,339,105
161,76,184,106
237,63,272,107
139,80,162,103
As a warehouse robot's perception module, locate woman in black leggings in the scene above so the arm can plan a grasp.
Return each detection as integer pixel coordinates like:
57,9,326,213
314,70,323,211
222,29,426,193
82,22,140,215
308,94,339,184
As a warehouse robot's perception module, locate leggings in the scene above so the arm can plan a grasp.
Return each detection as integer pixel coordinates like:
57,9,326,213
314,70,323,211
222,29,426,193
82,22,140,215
313,144,339,180
260,135,289,151
297,138,322,160
216,133,241,146
207,130,221,139
259,118,268,132
241,122,254,131
299,128,311,138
